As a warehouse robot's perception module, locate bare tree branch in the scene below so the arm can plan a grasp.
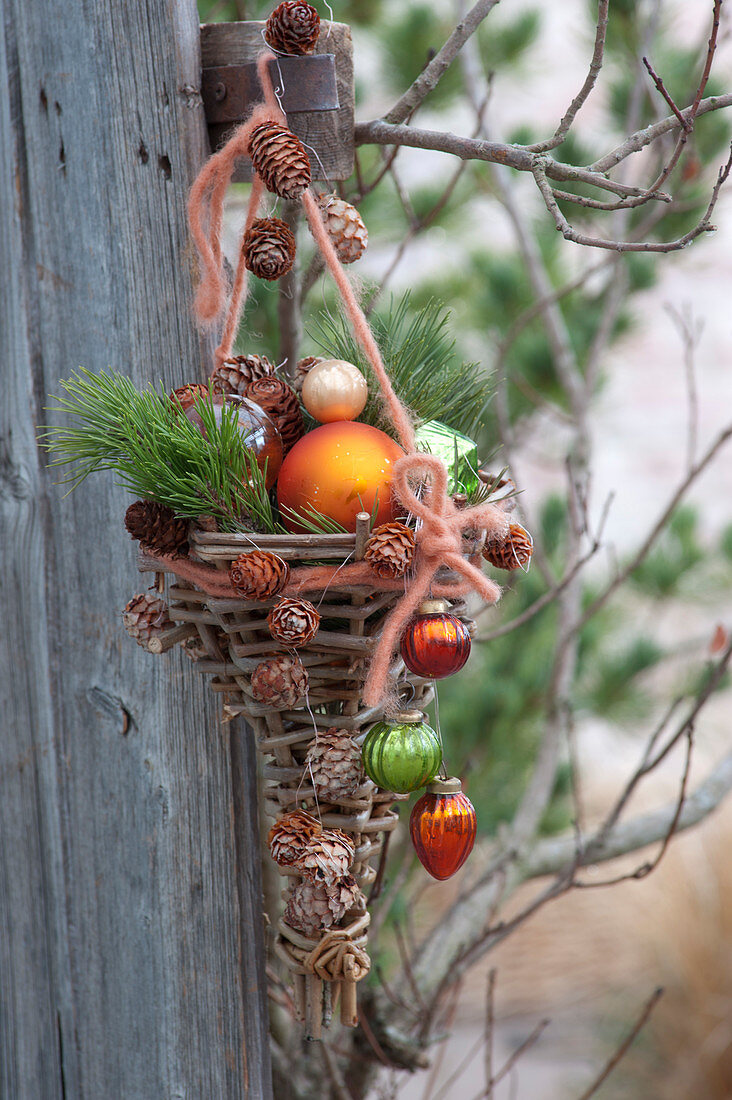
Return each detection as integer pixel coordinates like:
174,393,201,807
532,143,732,252
383,0,502,125
525,738,732,880
366,92,490,313
592,92,732,173
574,726,695,890
355,120,669,202
625,0,723,209
529,0,610,154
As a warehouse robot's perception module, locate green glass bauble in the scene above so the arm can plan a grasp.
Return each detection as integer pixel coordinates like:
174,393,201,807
361,711,442,794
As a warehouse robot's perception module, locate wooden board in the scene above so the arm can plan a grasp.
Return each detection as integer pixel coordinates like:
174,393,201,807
0,0,272,1096
201,20,354,183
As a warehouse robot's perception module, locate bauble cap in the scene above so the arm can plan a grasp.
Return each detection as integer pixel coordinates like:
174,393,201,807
417,599,450,615
426,776,463,795
391,709,425,724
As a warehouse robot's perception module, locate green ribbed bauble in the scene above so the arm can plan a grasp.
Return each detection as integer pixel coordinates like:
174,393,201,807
361,710,442,794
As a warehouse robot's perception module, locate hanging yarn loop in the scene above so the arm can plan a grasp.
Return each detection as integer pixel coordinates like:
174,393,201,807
182,44,507,706
187,53,287,366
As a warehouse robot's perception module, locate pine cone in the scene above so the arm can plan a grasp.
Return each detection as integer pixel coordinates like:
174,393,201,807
265,0,320,55
125,500,189,557
169,383,209,412
243,217,296,282
365,521,416,579
122,593,172,651
248,121,311,200
293,355,325,394
229,550,290,599
269,809,322,866
251,654,309,708
482,522,533,571
268,597,320,647
296,829,355,885
283,875,364,939
316,194,368,264
305,731,364,801
209,354,276,397
245,376,304,454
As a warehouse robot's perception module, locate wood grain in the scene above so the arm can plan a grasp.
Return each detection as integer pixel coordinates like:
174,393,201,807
201,20,355,182
0,1,272,1096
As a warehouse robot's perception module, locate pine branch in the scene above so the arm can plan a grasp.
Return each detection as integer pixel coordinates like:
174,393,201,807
40,369,280,533
312,293,492,440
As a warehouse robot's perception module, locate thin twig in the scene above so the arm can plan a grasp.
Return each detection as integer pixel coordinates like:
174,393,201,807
320,1042,356,1100
357,1007,396,1068
575,725,695,889
384,0,502,125
526,635,732,879
576,421,732,631
643,56,690,130
465,1018,551,1100
394,920,429,1015
529,0,610,153
420,980,465,1100
474,540,603,642
666,303,704,472
484,969,496,1099
628,0,723,207
376,964,421,1021
575,989,664,1100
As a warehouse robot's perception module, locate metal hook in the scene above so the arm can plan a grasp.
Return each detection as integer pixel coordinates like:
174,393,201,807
398,679,417,706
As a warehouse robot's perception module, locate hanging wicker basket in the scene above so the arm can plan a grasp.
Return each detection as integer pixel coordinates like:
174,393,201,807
139,512,435,1034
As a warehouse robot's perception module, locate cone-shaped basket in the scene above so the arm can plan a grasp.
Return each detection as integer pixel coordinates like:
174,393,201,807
139,512,436,1035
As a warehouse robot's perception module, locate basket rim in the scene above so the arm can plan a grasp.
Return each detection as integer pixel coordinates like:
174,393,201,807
190,527,358,549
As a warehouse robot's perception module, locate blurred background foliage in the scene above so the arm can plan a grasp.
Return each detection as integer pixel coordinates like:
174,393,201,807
196,0,731,840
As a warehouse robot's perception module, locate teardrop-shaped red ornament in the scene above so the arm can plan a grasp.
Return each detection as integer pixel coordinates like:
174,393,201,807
400,599,471,680
409,778,477,880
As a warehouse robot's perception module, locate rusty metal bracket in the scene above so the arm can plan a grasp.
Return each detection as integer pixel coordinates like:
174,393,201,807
201,54,339,124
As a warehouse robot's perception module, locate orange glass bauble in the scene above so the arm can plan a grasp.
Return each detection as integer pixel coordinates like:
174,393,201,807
401,598,471,679
276,421,405,532
410,779,477,880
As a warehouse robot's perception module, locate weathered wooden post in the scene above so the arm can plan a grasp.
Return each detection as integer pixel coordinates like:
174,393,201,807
0,1,273,1096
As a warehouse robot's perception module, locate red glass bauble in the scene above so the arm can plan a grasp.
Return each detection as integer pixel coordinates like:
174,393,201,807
184,394,283,489
400,599,471,679
276,421,405,532
409,779,477,880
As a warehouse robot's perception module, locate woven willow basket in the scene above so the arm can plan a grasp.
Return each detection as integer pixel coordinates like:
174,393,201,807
139,513,437,1034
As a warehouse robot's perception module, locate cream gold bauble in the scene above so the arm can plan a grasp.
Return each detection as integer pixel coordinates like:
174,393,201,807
301,358,368,423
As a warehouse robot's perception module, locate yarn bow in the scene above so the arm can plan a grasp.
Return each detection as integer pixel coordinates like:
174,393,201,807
362,452,508,706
